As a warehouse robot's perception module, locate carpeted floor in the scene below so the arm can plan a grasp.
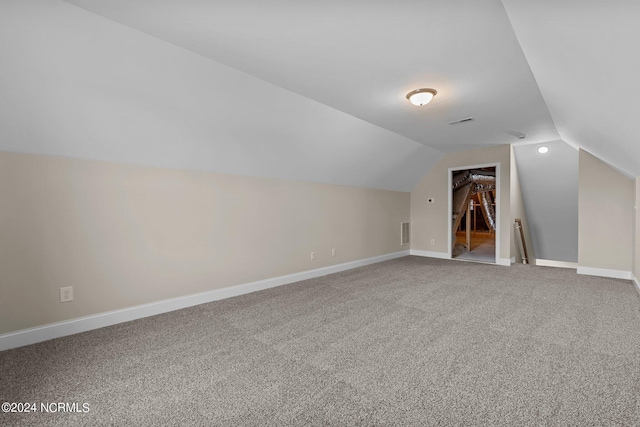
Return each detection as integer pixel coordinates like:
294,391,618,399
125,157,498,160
2,256,640,426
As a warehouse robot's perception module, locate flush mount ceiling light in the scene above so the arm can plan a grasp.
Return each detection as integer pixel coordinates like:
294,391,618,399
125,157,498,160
537,146,550,154
406,88,437,106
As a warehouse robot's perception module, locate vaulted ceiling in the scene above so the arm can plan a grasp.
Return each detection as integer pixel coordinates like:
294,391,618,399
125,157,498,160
64,0,562,154
2,0,638,191
503,0,640,178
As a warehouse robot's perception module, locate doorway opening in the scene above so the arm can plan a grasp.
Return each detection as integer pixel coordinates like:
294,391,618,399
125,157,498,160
449,165,498,264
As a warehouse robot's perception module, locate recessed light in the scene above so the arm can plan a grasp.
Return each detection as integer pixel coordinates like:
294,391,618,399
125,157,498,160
537,146,549,154
406,88,437,106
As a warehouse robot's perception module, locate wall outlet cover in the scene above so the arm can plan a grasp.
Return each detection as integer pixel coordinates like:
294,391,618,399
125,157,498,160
60,286,73,303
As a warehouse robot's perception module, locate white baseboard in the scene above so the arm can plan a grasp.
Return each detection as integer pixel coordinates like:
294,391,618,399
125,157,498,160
409,249,449,259
535,259,578,269
0,250,409,352
495,258,511,266
577,266,633,280
632,275,640,296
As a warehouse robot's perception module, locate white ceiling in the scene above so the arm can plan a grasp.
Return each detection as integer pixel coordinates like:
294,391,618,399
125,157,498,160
63,0,560,154
0,0,443,192
3,0,638,191
503,0,640,178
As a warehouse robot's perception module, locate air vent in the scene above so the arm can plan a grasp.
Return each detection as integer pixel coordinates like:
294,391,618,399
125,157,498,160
448,117,474,126
401,222,410,246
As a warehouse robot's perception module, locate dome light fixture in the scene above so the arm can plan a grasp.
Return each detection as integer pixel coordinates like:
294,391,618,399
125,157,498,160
406,88,437,106
537,146,550,154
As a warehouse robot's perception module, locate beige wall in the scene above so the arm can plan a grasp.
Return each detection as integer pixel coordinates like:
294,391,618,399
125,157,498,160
578,149,634,272
0,151,410,334
510,145,535,264
410,144,511,261
636,177,640,280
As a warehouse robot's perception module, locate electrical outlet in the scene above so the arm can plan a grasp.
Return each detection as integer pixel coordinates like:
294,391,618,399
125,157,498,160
310,252,315,260
60,286,73,303
331,248,336,257
430,239,436,245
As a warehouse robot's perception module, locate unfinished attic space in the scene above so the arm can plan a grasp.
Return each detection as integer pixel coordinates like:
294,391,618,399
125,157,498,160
451,168,497,263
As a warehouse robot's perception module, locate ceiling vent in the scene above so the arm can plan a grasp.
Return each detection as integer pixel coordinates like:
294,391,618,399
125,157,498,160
448,117,474,126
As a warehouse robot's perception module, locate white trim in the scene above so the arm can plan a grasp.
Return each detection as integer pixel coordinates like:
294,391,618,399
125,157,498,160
535,259,578,269
447,162,500,265
632,275,640,296
410,250,449,259
496,258,511,267
0,250,409,352
577,266,633,280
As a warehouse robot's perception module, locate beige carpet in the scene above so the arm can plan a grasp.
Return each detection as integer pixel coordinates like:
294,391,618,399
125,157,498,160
2,256,640,426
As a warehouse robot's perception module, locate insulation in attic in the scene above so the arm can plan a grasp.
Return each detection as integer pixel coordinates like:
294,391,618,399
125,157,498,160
451,168,496,262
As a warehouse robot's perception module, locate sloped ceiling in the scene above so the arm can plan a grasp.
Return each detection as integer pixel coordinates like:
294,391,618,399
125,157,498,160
502,0,640,178
62,0,559,154
2,0,637,193
0,0,442,192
